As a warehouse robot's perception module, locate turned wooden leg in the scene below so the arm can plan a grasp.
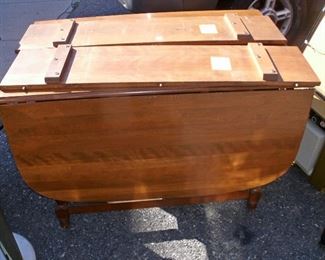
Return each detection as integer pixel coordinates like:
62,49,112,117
247,187,262,209
55,201,70,228
320,228,325,246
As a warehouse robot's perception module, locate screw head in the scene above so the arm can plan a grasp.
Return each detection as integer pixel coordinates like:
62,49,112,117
55,72,60,75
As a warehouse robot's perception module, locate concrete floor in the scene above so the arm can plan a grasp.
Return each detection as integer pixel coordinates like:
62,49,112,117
0,0,325,259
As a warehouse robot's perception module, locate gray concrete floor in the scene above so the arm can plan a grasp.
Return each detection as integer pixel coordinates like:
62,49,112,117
0,0,325,259
0,0,72,79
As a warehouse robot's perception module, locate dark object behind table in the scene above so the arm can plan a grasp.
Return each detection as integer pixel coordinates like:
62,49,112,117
119,0,218,12
310,144,325,192
320,228,325,246
0,209,22,260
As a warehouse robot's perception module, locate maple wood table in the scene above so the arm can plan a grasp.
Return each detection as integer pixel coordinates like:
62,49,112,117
0,11,319,228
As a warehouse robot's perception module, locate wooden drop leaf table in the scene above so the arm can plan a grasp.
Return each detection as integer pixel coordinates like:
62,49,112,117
0,11,319,228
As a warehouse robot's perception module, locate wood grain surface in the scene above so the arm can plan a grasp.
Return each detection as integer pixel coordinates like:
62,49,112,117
0,89,313,202
45,45,72,83
51,20,75,47
18,11,286,50
248,42,278,81
34,9,261,24
0,45,319,93
224,13,250,41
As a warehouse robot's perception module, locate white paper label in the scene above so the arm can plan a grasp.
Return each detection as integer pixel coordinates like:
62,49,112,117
199,24,218,34
210,56,232,71
155,35,164,41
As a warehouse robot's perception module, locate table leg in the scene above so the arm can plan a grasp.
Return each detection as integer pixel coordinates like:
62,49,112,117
247,187,262,209
55,201,70,229
320,228,325,247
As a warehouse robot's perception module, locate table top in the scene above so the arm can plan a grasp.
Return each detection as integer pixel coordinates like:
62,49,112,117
0,44,319,96
18,10,286,50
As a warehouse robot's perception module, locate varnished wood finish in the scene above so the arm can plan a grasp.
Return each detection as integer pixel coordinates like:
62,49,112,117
0,90,313,202
55,201,70,228
18,11,286,50
51,20,75,47
45,45,72,83
247,188,262,209
248,43,278,81
35,10,262,24
241,15,284,43
0,45,319,92
55,190,250,228
224,13,250,41
0,10,319,224
266,46,319,84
